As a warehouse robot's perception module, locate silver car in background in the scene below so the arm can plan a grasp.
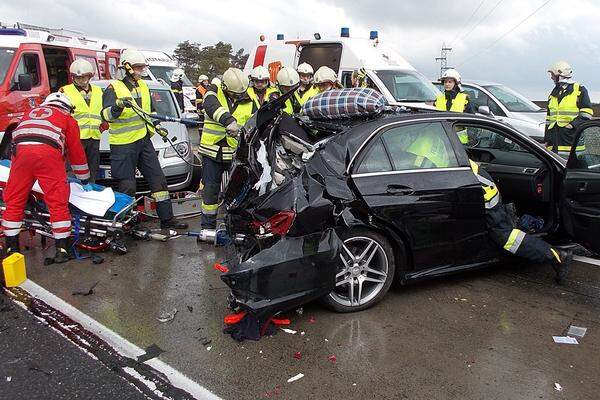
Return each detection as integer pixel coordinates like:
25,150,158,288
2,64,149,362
94,80,193,194
433,80,547,141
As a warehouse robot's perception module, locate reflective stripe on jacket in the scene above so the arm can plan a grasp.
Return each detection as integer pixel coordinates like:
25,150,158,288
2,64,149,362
106,79,153,145
200,86,254,161
435,92,468,112
294,85,319,106
469,160,500,209
61,84,103,140
546,83,593,128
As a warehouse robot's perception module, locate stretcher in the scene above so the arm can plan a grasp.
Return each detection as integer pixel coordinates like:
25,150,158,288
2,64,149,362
0,160,171,254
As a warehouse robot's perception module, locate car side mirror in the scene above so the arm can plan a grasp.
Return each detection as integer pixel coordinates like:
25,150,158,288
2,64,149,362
16,74,33,91
478,105,493,116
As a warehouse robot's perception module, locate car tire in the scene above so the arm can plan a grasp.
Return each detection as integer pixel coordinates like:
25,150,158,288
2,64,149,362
322,229,396,313
188,154,202,192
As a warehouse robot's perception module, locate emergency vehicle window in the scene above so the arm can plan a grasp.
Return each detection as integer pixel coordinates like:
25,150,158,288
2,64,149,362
0,48,16,84
108,57,118,79
11,53,41,89
567,126,600,170
462,86,505,116
356,139,392,174
298,43,343,72
381,122,458,170
42,47,69,92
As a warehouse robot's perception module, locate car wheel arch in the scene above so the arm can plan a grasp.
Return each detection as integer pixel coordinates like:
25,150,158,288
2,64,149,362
338,215,412,274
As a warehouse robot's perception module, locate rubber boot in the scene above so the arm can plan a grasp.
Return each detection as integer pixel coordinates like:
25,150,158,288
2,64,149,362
160,218,189,230
53,238,70,264
551,248,573,285
5,235,20,255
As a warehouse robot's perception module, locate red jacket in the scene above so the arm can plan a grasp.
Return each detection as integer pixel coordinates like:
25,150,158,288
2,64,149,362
12,105,90,181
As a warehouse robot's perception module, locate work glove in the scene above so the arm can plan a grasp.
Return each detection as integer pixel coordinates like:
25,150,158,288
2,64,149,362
115,97,133,108
156,126,169,138
226,121,241,138
82,183,94,192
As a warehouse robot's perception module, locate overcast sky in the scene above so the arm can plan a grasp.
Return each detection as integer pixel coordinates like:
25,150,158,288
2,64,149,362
3,0,599,100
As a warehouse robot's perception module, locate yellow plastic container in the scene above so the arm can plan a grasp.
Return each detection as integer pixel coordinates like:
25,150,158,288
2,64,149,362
2,252,26,287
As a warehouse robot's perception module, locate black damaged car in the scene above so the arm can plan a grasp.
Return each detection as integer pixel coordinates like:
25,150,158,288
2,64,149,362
220,90,600,315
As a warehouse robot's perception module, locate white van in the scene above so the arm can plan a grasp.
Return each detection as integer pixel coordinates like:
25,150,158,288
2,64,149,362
244,29,440,108
138,50,197,115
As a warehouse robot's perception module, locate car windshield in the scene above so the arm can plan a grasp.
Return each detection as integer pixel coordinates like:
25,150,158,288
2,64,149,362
0,47,16,84
151,89,179,118
147,66,193,86
375,70,439,102
483,84,541,112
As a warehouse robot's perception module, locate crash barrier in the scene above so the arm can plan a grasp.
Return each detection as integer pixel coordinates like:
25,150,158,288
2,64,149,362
302,87,387,120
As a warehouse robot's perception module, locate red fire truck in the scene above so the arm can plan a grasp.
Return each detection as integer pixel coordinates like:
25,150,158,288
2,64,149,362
0,22,119,154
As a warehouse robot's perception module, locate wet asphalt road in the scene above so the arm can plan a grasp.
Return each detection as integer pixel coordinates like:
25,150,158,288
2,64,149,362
0,296,148,400
9,218,600,400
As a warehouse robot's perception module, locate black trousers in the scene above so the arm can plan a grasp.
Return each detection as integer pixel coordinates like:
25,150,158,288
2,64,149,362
486,202,553,263
81,138,100,184
201,155,230,229
110,136,173,221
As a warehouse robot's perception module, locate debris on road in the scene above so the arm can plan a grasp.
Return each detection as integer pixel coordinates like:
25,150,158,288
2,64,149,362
187,306,193,313
200,337,212,346
156,308,178,323
328,354,337,363
567,325,587,338
281,328,297,334
91,254,104,264
554,383,563,391
553,336,579,345
206,346,212,351
294,351,302,360
72,281,99,296
137,344,164,363
287,373,304,383
6,376,12,382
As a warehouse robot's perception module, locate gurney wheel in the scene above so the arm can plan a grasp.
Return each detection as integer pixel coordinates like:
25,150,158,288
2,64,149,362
109,240,128,255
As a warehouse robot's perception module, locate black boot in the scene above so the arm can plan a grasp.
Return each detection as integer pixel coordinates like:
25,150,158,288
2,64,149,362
5,235,20,255
53,238,71,264
160,218,188,230
551,249,573,285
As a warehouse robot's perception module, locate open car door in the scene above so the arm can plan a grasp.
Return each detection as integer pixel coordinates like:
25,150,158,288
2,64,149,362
561,121,600,253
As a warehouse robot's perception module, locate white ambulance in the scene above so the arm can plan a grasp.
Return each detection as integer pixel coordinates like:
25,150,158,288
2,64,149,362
244,29,440,108
138,50,196,115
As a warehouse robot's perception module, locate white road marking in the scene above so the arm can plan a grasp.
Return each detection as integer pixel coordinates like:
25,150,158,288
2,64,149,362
19,279,222,400
574,256,600,267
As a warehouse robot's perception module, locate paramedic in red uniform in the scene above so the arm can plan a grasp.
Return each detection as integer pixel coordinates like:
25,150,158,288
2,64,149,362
1,92,92,263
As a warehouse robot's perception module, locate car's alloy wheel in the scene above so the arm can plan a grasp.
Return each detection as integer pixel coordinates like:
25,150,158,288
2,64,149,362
323,231,395,312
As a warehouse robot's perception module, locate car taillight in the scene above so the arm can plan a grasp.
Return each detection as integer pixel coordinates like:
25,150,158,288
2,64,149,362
251,210,296,236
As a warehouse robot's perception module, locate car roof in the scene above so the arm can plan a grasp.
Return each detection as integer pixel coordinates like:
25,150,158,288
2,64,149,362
463,80,502,87
331,111,496,163
92,79,171,90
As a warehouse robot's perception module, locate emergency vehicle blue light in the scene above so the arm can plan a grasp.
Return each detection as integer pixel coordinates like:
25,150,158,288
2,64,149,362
370,31,378,40
276,34,284,40
0,28,26,36
341,27,350,38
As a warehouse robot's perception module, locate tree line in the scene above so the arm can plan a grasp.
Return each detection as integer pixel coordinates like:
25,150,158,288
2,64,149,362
172,41,249,83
